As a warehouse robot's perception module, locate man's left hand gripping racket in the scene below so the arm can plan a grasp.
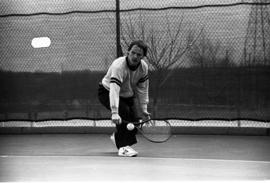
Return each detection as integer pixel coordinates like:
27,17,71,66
125,119,172,143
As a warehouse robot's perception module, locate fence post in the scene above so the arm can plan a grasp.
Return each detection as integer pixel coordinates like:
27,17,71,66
116,0,123,57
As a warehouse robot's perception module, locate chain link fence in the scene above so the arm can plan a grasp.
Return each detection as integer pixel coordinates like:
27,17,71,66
0,0,269,129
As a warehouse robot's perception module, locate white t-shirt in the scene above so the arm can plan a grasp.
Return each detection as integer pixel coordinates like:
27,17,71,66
101,56,149,114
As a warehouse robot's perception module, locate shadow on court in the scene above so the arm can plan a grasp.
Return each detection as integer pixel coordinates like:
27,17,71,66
0,134,269,181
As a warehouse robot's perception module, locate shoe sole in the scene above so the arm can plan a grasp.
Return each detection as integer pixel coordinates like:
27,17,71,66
118,154,137,157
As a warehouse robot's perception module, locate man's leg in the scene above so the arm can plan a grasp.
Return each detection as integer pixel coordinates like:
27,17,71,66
98,83,138,149
114,98,138,149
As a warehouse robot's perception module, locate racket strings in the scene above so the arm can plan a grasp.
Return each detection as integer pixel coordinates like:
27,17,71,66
141,120,171,142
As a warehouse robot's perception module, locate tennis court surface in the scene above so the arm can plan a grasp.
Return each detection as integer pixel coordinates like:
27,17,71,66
0,134,269,181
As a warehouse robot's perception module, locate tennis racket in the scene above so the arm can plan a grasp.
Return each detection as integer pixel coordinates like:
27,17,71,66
124,119,172,143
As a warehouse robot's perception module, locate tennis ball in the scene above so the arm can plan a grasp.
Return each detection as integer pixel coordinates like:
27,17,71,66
127,123,135,131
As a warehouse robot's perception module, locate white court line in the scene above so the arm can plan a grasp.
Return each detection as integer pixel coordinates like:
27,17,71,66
1,155,270,164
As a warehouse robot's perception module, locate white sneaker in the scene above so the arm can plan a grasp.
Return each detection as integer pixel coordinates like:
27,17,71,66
110,133,116,146
118,146,138,157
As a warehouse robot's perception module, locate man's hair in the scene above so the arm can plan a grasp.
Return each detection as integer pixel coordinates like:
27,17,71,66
128,40,148,57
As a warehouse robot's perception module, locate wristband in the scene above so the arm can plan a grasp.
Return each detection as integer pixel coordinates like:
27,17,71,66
111,107,118,114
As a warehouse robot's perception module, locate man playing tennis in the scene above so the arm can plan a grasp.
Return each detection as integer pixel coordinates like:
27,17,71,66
98,40,150,157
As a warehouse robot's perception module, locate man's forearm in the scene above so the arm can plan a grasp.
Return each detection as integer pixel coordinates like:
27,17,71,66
109,83,120,114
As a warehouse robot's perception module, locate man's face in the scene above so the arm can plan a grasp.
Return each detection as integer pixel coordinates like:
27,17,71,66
127,45,144,67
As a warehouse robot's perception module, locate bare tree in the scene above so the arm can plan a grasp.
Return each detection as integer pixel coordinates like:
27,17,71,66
187,29,236,103
187,29,227,68
120,13,202,117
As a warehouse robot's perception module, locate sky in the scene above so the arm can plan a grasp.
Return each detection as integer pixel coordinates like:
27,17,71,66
0,0,251,14
0,0,255,72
